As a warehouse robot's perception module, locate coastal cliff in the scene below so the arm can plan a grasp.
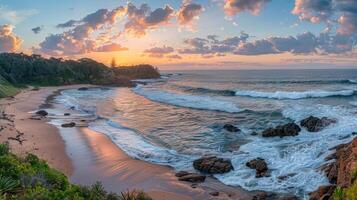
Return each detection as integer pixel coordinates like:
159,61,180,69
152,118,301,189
310,137,357,200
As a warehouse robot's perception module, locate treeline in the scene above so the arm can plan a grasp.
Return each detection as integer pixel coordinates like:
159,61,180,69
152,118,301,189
0,53,160,87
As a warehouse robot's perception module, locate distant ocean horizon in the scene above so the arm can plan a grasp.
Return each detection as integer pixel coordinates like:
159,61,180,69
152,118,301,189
55,68,357,198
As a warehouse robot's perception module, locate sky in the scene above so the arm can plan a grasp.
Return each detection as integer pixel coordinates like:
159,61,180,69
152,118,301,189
0,0,357,70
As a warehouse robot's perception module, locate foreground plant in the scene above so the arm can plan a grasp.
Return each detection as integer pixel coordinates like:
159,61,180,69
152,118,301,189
0,143,152,200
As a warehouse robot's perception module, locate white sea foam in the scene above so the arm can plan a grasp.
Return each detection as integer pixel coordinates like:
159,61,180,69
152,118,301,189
235,89,355,99
89,120,194,169
133,86,244,113
349,79,357,83
350,101,357,106
216,104,357,197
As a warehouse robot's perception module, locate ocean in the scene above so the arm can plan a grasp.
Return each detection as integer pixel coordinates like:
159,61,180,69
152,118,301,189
55,69,357,198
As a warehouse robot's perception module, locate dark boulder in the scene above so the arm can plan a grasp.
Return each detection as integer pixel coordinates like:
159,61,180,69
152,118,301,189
262,123,301,137
193,156,234,174
35,110,48,117
300,116,336,132
246,158,268,178
61,122,76,128
177,173,206,183
64,113,71,116
78,87,89,91
223,124,240,132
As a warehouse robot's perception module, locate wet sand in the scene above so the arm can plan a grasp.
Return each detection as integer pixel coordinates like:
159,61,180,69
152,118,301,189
0,86,258,200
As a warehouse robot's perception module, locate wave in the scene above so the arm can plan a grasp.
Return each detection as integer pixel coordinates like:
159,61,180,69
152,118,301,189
217,104,357,195
133,86,244,113
89,120,194,169
178,85,356,100
235,79,357,84
234,89,355,100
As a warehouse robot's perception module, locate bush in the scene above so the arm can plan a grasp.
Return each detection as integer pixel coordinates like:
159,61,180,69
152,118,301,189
0,143,152,200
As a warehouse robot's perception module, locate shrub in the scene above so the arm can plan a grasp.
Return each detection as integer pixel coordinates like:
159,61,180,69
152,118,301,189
0,176,19,195
120,190,153,200
0,143,152,200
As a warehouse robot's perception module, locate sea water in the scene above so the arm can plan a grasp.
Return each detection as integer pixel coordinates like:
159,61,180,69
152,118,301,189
56,69,357,198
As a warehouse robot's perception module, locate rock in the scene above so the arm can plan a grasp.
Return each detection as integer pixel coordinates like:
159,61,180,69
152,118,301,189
279,196,298,200
61,122,76,128
277,173,297,181
209,191,219,196
252,192,276,200
300,116,336,132
35,110,48,117
64,113,71,116
175,171,189,177
309,185,336,200
178,173,206,183
352,132,357,136
246,158,268,178
262,123,301,137
193,156,234,174
251,131,259,136
223,124,240,132
70,106,75,110
78,87,89,91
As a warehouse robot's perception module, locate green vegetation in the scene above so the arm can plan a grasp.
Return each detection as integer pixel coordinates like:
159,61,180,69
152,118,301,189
0,143,152,200
0,53,160,98
0,76,20,98
334,183,357,200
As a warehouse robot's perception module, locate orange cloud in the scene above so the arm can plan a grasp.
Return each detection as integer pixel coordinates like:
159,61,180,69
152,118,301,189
0,24,22,52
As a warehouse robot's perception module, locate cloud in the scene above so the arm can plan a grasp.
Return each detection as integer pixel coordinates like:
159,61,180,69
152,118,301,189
177,1,204,28
31,26,42,34
292,0,333,23
292,0,357,36
37,7,127,56
224,0,271,16
180,31,355,56
0,6,38,24
179,32,249,56
124,3,174,37
235,39,278,55
144,45,175,58
0,24,22,52
95,43,128,52
167,54,182,59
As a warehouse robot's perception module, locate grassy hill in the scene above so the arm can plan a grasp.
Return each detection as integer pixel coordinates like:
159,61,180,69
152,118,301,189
0,53,160,98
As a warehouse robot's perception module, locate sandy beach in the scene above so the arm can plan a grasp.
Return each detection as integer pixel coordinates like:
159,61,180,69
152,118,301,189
0,86,260,200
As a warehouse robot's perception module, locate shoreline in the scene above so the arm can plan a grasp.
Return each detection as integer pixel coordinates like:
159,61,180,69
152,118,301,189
0,86,260,200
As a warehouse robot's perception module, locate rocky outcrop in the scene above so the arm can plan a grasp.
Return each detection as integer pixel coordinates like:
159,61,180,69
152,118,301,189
300,116,336,132
310,137,357,199
262,123,301,137
35,110,48,117
223,124,240,132
309,185,336,200
175,171,206,183
246,158,269,178
193,156,234,174
61,122,76,128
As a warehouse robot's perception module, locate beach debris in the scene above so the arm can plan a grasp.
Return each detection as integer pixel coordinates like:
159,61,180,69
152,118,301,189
246,158,269,178
300,116,336,132
223,124,240,132
61,122,76,128
35,110,48,117
175,171,206,183
262,123,301,137
193,156,233,174
8,131,26,145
